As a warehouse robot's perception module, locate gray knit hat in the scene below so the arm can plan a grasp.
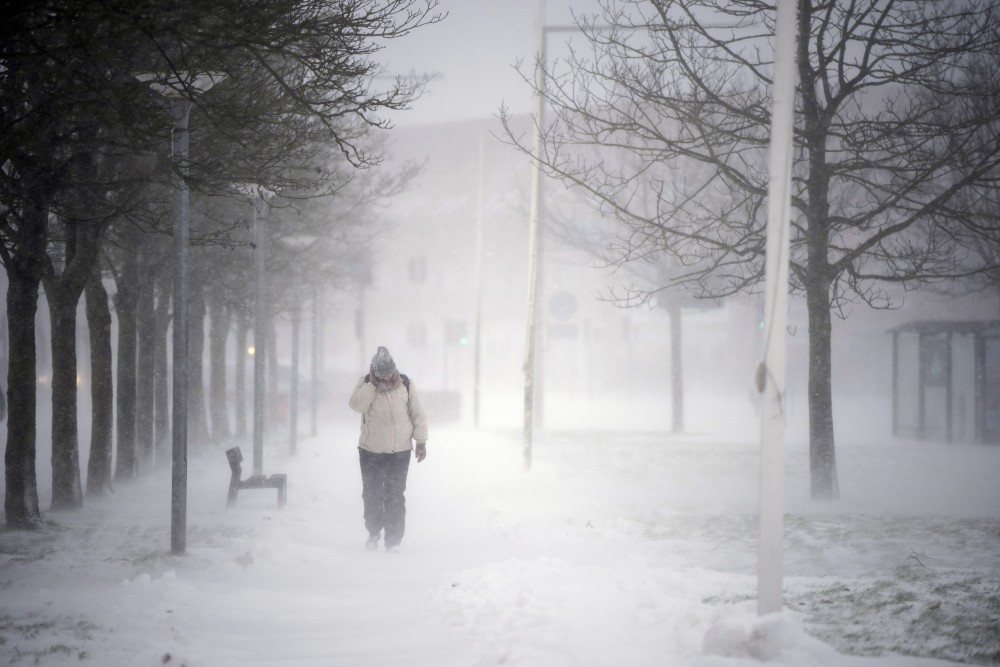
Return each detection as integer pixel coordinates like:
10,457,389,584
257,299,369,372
371,346,396,376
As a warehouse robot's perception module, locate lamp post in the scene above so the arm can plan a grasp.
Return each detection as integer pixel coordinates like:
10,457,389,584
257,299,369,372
523,4,583,470
311,283,321,438
279,234,317,457
523,0,546,472
290,270,300,456
757,0,798,615
473,133,485,429
249,189,274,478
138,71,223,555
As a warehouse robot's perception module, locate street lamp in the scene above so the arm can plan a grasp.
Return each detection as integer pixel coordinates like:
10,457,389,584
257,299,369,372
757,0,798,616
139,71,223,556
278,234,317,457
522,0,546,473
239,185,275,478
523,5,584,471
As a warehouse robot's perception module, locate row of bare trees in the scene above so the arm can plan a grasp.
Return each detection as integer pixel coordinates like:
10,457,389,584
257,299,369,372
504,0,1000,499
2,0,442,527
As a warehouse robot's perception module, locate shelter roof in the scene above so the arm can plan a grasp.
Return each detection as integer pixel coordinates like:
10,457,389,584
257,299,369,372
890,320,1000,335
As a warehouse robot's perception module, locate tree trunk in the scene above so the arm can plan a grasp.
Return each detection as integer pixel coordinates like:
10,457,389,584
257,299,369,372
45,283,84,510
114,250,139,480
5,277,43,527
153,273,171,465
43,219,103,510
234,315,248,438
4,192,47,528
187,275,208,446
85,260,114,497
135,250,157,468
805,275,839,500
799,48,840,500
207,283,230,441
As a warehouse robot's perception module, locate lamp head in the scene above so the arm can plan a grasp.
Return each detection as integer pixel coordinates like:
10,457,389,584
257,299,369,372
136,71,225,98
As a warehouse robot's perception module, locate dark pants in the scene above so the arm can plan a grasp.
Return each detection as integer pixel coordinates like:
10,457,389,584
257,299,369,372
359,448,412,547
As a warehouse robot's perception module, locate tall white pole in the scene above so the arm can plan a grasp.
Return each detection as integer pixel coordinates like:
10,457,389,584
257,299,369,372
523,0,546,471
169,98,193,556
758,0,799,616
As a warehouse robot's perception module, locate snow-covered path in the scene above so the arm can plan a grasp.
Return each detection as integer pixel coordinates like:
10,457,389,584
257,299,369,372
2,413,998,666
163,421,513,667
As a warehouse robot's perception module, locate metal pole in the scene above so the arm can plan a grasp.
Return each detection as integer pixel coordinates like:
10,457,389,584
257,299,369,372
357,291,366,370
523,0,545,471
289,274,300,455
252,195,267,478
310,284,319,437
668,301,684,432
473,133,486,429
169,98,193,556
758,0,798,616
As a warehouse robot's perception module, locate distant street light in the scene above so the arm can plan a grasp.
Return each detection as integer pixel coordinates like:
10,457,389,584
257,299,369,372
138,71,224,556
473,133,486,430
244,186,275,478
311,283,322,438
523,5,582,470
279,234,317,457
523,0,546,472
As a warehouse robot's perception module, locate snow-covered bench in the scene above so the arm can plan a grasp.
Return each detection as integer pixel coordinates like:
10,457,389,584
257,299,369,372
225,447,287,508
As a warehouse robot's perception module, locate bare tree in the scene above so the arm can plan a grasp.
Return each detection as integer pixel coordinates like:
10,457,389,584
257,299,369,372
84,257,114,497
1,0,443,527
502,0,1000,499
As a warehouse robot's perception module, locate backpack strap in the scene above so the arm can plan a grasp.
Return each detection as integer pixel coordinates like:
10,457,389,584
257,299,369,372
400,374,411,411
362,373,413,424
365,373,411,408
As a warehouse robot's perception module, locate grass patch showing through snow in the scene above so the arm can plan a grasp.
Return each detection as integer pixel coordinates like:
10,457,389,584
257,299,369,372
642,512,1000,664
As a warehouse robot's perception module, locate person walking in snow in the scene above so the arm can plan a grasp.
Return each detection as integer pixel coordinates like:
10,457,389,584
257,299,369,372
348,346,428,553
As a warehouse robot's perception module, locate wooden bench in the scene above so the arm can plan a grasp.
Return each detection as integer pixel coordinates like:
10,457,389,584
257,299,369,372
226,447,287,508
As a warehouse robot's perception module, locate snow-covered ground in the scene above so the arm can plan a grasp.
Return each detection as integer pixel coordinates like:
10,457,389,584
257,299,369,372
1,403,998,666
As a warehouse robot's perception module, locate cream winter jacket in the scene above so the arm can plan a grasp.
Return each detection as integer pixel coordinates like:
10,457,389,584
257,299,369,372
348,375,428,454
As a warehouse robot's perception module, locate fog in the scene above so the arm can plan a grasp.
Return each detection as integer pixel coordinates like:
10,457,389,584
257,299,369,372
5,92,997,667
3,0,1000,664
10,0,995,511
377,0,605,127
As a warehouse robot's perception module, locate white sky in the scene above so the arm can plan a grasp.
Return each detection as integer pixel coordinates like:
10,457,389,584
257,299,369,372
379,0,605,126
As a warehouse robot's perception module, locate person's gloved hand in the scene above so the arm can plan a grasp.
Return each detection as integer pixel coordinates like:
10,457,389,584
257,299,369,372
415,442,427,462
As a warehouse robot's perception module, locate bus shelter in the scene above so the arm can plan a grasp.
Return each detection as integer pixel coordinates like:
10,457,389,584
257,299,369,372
892,320,1000,444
